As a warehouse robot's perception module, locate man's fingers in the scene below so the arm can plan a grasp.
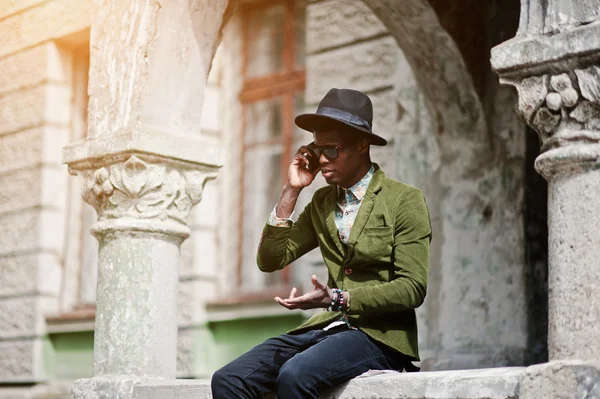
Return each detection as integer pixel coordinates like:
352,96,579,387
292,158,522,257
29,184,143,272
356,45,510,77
285,292,316,304
275,297,295,310
289,287,297,299
312,275,327,291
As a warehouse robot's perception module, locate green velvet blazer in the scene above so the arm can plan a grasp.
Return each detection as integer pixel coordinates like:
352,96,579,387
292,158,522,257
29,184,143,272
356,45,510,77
256,165,432,360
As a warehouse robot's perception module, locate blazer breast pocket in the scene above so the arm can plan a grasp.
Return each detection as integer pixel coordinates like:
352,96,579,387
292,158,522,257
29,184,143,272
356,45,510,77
354,226,394,263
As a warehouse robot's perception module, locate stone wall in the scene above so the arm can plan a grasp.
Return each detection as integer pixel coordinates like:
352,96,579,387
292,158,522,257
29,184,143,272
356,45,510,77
0,0,91,383
306,0,528,370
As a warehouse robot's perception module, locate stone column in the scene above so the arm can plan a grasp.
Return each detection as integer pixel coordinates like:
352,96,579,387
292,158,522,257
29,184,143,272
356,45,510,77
492,1,600,361
64,0,231,396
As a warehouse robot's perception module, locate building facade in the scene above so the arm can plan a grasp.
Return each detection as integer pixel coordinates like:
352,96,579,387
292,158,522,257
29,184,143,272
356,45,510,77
5,0,597,397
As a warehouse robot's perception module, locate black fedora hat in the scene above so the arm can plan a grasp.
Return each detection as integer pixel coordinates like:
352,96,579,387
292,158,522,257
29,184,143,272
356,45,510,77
295,88,387,146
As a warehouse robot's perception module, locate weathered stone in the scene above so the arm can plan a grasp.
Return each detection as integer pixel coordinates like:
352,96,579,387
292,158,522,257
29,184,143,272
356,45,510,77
327,367,524,399
0,254,38,297
185,229,219,279
0,339,45,383
544,169,600,360
72,377,140,399
0,126,69,177
0,168,43,214
363,0,488,165
0,381,71,399
62,130,224,171
0,0,47,20
176,327,215,379
0,0,91,58
516,0,599,37
0,166,67,216
131,367,524,399
306,36,398,104
177,279,217,327
0,296,47,339
0,209,40,256
133,380,211,399
0,128,43,173
306,0,387,54
0,45,49,94
86,0,228,141
492,19,600,72
189,181,218,229
493,2,600,362
520,361,600,399
0,84,70,135
0,253,61,298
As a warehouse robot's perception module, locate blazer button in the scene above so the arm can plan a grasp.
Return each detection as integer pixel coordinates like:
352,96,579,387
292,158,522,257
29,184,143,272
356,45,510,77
344,268,353,276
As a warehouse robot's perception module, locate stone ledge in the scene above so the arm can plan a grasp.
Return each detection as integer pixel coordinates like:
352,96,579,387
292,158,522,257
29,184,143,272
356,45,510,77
131,367,524,399
491,21,600,74
63,129,223,170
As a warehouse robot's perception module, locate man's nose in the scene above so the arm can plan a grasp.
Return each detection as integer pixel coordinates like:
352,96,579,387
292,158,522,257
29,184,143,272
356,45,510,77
319,152,329,165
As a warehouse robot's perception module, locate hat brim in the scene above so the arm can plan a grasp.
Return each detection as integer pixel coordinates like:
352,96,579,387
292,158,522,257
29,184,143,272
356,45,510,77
295,113,387,146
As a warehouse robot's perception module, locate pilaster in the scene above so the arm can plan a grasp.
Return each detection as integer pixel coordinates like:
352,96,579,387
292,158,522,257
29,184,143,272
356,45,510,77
492,1,600,361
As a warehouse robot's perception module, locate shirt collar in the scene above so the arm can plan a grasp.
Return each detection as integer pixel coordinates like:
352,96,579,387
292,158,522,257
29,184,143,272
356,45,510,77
338,164,375,201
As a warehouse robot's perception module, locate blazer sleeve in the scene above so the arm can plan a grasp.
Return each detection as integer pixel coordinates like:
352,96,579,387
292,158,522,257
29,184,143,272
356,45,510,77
256,200,319,272
346,188,431,315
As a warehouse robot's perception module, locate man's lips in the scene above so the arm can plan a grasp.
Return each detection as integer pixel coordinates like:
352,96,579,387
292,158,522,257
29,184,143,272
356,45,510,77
321,169,334,177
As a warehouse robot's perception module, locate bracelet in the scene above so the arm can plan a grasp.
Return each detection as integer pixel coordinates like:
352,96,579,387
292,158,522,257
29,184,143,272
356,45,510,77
328,289,345,312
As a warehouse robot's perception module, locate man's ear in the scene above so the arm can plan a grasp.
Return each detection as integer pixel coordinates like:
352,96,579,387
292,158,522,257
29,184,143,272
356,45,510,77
358,139,370,155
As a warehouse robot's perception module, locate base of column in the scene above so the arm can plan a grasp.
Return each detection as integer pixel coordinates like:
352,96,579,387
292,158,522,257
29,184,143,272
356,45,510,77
520,360,600,399
71,377,141,399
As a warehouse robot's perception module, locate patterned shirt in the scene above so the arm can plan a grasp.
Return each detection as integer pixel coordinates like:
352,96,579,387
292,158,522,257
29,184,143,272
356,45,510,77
334,165,374,243
268,164,375,236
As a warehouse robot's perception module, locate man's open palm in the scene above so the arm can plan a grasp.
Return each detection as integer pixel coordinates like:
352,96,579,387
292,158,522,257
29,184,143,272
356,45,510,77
275,275,332,310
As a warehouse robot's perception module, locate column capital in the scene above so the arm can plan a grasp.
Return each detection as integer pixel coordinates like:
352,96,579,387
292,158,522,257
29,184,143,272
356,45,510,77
499,63,600,178
70,153,217,239
492,21,600,179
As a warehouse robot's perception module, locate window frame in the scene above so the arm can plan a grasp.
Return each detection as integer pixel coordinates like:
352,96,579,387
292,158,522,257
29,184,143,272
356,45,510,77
236,0,306,289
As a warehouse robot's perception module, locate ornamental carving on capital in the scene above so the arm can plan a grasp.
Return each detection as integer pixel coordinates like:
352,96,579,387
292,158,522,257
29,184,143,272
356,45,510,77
78,156,216,225
509,65,600,150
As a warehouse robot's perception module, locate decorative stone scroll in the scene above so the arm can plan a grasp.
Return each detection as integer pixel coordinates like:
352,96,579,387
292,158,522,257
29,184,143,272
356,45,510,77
72,155,217,237
504,65,600,152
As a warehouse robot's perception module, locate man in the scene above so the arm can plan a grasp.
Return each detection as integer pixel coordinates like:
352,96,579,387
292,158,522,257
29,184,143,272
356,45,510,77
211,88,431,398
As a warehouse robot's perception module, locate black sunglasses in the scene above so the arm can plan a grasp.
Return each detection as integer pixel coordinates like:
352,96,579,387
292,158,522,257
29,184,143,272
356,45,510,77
307,142,344,160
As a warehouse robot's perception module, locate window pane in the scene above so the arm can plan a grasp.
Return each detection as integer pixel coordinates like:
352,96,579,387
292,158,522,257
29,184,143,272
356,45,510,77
241,147,283,292
295,1,306,68
293,92,307,142
246,4,285,78
245,97,283,145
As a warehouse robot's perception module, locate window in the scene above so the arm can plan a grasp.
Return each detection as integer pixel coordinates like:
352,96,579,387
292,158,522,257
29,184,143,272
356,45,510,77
237,0,306,292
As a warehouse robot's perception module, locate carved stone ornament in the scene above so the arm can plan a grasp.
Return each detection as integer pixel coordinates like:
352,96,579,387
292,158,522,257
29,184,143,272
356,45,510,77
507,65,600,151
75,155,216,235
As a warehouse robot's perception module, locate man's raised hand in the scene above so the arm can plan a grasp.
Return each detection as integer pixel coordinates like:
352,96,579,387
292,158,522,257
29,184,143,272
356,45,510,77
274,275,332,310
287,145,320,189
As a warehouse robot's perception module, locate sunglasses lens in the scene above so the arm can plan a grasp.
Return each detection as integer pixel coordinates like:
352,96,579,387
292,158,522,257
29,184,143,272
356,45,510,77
323,148,338,159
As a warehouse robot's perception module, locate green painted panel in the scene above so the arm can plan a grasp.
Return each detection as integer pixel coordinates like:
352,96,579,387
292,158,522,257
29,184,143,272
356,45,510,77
45,314,303,379
50,331,94,380
209,314,304,371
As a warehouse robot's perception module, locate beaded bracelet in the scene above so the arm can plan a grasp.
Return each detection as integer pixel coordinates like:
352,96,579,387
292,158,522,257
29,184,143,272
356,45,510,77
328,289,345,312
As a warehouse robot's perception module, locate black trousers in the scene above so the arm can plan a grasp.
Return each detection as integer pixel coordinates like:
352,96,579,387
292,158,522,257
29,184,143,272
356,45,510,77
211,326,415,399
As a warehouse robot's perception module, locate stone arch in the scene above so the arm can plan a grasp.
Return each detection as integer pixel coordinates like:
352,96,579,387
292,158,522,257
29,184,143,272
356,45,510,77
359,0,529,369
363,0,491,177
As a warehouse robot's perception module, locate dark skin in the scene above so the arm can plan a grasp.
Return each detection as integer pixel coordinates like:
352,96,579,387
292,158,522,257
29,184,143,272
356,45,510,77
273,130,372,310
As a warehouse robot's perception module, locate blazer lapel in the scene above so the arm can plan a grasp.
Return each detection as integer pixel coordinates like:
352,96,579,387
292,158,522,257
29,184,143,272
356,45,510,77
325,186,346,256
347,167,385,247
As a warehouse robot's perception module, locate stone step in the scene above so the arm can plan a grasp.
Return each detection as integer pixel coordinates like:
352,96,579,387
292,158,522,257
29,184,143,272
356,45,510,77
132,367,524,399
